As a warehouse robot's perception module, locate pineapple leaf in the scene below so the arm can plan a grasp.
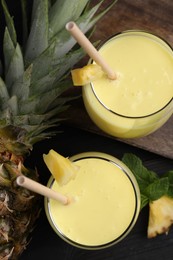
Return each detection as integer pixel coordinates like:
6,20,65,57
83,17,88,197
29,40,56,83
25,0,49,63
29,71,72,96
7,95,18,116
5,43,24,91
3,28,15,74
46,96,78,112
0,60,2,76
0,77,9,104
1,0,17,46
30,46,85,91
25,124,61,142
13,106,68,127
19,82,71,115
48,0,89,39
50,0,105,60
28,42,57,83
27,132,56,144
10,64,32,100
13,114,46,126
84,0,118,32
52,47,86,84
29,0,114,84
29,72,57,96
0,108,12,125
20,0,29,47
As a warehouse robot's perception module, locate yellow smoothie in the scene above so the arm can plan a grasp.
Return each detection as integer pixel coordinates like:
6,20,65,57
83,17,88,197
83,31,173,138
45,152,140,249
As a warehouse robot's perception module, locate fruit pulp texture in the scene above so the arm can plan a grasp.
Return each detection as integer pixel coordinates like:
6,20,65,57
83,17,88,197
48,156,138,246
82,31,173,138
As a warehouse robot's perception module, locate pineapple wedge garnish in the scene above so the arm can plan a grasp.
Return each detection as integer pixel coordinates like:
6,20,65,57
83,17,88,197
71,64,105,86
148,195,173,238
43,150,79,186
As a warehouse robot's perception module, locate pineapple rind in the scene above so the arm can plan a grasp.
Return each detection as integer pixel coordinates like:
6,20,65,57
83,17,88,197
148,195,173,238
0,155,40,259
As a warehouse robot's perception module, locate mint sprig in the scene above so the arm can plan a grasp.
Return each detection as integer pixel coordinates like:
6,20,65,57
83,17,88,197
122,153,172,210
163,170,173,197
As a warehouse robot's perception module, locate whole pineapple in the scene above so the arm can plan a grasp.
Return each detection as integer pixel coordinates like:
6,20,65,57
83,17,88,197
0,0,117,258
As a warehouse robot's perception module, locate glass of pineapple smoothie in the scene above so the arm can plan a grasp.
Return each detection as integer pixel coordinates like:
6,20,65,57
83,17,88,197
82,30,173,138
45,152,140,249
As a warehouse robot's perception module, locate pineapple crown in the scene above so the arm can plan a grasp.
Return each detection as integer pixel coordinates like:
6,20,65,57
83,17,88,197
0,0,117,153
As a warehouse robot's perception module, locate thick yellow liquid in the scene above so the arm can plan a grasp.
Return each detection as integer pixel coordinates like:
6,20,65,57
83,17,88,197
83,31,173,138
46,153,140,248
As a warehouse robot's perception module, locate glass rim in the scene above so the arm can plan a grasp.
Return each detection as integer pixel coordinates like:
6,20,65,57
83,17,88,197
45,152,141,250
90,29,173,119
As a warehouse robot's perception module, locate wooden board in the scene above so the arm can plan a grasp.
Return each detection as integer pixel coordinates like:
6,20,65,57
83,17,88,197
62,0,173,160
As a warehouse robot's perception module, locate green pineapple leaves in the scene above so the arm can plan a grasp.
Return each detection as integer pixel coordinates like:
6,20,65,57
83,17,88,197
27,0,113,84
5,42,24,91
25,0,49,63
48,0,90,39
0,77,9,103
1,0,17,46
0,0,118,146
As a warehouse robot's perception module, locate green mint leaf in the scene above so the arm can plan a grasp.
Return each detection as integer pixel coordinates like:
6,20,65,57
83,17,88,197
140,194,149,210
122,153,169,210
167,184,173,197
122,153,158,194
163,170,173,197
144,177,169,201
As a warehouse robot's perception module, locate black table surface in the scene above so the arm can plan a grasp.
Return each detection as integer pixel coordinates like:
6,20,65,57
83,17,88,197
21,125,173,260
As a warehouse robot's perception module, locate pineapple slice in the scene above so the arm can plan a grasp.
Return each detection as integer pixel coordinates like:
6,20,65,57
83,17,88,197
71,64,104,86
148,195,173,238
43,150,78,186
